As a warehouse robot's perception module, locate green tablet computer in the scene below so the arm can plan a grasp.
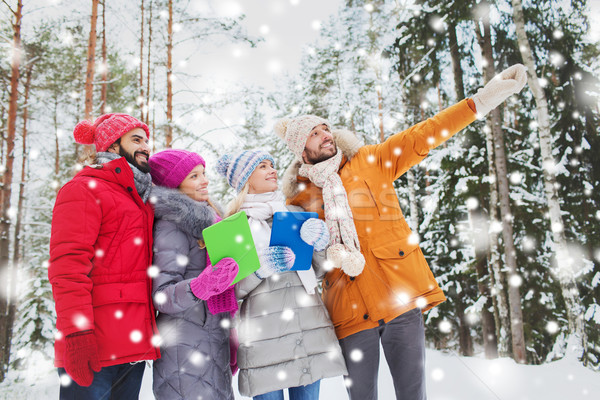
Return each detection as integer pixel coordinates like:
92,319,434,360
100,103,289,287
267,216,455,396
202,211,260,285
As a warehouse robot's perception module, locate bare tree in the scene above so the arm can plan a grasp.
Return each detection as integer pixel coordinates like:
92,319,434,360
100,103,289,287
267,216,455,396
166,0,173,147
477,2,526,362
100,0,107,115
84,0,99,120
511,0,587,359
0,0,23,382
139,0,145,121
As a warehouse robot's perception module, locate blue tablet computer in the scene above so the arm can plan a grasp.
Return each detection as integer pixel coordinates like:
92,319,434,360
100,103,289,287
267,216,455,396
270,211,319,271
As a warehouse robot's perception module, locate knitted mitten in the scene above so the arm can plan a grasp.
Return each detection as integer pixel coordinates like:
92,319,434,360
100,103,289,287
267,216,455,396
327,243,365,277
472,64,528,117
300,218,330,252
206,286,239,315
190,257,239,300
64,330,101,387
255,246,295,279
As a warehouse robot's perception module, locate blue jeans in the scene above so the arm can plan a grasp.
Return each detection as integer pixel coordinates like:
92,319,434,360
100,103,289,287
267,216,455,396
253,380,321,400
58,362,145,400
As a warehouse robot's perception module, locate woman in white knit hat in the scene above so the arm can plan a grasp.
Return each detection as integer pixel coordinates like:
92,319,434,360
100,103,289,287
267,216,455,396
216,149,347,400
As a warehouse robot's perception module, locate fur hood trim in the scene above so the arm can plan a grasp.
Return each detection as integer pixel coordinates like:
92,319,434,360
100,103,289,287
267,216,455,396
150,185,220,239
281,129,362,198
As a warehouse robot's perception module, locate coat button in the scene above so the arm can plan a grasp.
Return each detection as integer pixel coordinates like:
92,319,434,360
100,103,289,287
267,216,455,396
399,250,405,256
349,276,355,281
115,167,121,173
127,186,133,192
363,314,369,320
296,339,302,345
302,368,308,373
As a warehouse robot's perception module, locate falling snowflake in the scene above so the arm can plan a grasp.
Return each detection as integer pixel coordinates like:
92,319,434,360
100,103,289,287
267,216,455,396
190,351,205,366
95,249,105,258
151,335,163,347
130,330,143,343
220,319,231,329
54,331,63,341
466,197,479,210
42,260,50,268
133,237,143,246
509,274,523,287
277,370,287,380
344,377,353,388
438,320,452,333
88,180,97,189
147,265,160,278
114,310,123,319
154,292,167,305
59,373,72,387
415,297,427,309
431,368,444,381
349,349,363,362
73,314,90,330
546,321,559,334
396,293,409,305
176,254,189,266
281,309,295,321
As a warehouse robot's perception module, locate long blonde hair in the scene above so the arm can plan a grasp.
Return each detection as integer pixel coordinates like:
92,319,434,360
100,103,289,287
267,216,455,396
226,182,250,217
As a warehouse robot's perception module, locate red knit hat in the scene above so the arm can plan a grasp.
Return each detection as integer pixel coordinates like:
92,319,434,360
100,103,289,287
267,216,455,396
73,113,149,152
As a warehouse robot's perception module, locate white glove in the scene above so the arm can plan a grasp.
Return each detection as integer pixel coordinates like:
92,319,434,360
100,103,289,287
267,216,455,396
472,64,528,117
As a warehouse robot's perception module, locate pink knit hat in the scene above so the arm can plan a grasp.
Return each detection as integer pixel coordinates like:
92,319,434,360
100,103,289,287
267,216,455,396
274,115,330,160
149,149,206,188
73,113,149,152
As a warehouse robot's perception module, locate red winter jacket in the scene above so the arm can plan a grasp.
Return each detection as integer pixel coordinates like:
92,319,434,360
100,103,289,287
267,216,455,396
49,157,160,368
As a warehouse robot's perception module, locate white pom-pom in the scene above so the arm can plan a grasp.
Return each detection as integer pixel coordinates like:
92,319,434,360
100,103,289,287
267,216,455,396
274,118,291,139
341,251,365,277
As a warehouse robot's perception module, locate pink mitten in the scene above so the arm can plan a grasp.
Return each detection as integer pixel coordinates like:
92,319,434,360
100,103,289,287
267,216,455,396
190,257,238,300
206,286,239,315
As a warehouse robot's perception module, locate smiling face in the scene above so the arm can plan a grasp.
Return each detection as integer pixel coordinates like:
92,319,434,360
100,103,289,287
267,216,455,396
108,127,151,173
247,160,278,194
301,123,337,164
178,164,209,202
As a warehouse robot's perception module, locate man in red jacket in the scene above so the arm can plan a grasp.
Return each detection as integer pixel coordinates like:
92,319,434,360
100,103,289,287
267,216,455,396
49,114,160,399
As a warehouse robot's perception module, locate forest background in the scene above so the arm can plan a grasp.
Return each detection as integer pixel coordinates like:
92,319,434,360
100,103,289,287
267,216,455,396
0,0,599,393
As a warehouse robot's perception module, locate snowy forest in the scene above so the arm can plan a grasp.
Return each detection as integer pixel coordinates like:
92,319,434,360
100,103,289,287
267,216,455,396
0,0,599,397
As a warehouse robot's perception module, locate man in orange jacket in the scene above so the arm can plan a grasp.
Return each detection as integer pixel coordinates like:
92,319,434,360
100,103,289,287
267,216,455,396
275,65,527,399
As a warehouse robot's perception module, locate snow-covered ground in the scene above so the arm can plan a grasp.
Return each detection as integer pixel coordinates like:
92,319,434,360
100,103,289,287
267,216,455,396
1,347,599,400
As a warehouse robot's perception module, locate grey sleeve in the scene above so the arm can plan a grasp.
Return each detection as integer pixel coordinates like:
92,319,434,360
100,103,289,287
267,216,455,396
152,220,201,314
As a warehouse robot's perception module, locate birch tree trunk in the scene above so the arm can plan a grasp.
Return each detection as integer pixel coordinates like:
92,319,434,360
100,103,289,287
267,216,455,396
6,63,33,377
449,21,498,357
146,0,153,126
511,0,587,358
139,0,145,121
0,0,23,382
478,6,526,362
84,0,99,120
100,0,107,115
166,0,173,147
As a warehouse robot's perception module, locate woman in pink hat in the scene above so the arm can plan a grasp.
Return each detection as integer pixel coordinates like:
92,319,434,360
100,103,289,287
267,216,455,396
149,149,239,400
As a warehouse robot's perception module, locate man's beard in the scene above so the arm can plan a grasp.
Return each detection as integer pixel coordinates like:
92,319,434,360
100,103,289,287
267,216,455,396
119,147,150,173
304,144,338,164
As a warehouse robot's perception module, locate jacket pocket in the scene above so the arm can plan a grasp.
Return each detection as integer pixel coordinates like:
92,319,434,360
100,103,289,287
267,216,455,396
370,236,419,260
322,268,356,328
370,237,435,302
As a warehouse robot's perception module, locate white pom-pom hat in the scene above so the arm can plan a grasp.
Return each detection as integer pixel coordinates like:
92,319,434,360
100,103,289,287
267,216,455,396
274,115,330,160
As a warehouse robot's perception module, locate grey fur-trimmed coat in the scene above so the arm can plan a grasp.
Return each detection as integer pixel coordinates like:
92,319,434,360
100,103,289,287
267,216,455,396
151,186,234,400
235,205,347,397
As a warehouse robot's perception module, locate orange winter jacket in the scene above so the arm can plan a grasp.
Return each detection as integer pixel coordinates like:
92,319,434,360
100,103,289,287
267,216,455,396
284,99,477,339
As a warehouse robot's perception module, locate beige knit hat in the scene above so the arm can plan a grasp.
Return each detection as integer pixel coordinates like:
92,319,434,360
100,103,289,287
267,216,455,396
274,115,331,160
